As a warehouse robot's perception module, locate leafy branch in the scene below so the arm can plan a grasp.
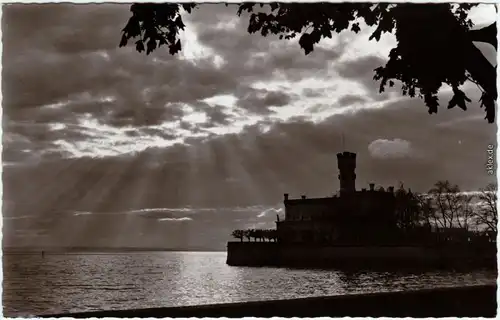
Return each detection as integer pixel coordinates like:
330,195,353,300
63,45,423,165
119,3,496,123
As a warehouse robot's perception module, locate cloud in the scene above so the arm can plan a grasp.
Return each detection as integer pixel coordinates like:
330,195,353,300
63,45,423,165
3,4,246,161
368,138,413,159
72,211,92,216
0,4,405,163
158,217,193,222
3,215,36,220
257,207,283,218
237,89,293,114
335,55,397,101
337,94,367,107
337,55,386,80
4,91,493,217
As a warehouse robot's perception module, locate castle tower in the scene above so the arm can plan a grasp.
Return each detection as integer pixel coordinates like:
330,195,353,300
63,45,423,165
337,151,356,192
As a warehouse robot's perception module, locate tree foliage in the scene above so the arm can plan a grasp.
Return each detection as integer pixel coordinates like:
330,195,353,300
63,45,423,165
231,229,244,242
120,3,197,55
231,228,278,242
120,3,497,123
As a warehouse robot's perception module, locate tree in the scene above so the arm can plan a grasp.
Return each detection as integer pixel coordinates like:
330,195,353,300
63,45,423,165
427,180,474,230
246,228,258,241
394,184,422,230
456,193,475,231
231,229,244,242
269,229,278,242
243,229,252,242
262,229,278,242
474,183,498,232
413,193,436,229
254,229,265,242
262,229,270,242
120,3,497,123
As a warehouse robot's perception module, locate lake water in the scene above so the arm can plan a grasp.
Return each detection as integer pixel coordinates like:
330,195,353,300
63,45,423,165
3,251,496,317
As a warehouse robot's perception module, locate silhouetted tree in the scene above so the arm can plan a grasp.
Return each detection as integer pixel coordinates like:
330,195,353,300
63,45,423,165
243,229,252,242
254,229,265,242
394,184,422,230
261,229,269,242
427,180,474,230
246,228,258,241
269,229,278,242
261,229,278,242
120,3,497,123
413,193,436,228
456,193,475,231
473,183,498,232
236,228,279,242
231,229,244,242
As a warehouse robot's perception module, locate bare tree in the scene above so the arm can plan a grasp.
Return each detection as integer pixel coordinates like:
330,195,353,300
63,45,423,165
428,180,472,229
456,193,475,230
414,193,436,228
473,183,498,233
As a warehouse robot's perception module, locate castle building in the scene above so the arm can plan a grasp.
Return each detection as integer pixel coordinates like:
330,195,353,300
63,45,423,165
276,152,398,244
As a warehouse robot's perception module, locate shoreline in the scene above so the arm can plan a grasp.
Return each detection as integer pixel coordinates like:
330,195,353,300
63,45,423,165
40,284,497,318
3,248,226,254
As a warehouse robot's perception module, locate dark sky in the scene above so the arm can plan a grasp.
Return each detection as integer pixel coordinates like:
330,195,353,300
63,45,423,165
2,4,497,249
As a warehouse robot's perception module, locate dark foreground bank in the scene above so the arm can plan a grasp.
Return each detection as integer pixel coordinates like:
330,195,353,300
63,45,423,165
41,284,496,318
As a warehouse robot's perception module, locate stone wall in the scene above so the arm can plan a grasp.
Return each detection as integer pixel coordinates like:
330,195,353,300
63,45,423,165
226,242,496,268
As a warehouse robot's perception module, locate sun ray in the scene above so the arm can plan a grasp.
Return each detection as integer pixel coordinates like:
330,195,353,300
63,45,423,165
167,145,196,246
38,158,100,214
218,134,267,207
41,149,139,246
127,153,157,210
68,154,147,247
183,144,202,208
27,158,89,215
280,123,342,194
237,127,284,207
105,152,160,248
19,158,97,246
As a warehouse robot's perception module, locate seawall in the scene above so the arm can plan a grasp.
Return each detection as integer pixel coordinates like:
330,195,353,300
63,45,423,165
226,242,496,268
41,284,497,317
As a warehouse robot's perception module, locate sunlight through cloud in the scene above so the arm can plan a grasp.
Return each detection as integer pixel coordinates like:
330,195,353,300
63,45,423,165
178,19,226,68
52,114,184,158
203,94,238,108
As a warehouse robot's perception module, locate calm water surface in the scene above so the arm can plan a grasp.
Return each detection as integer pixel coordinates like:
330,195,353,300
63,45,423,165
3,251,496,316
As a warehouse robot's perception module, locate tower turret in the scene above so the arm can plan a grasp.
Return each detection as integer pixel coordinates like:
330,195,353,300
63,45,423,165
337,151,356,193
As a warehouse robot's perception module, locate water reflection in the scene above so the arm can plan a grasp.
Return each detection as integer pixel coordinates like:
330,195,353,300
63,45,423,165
3,252,496,316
